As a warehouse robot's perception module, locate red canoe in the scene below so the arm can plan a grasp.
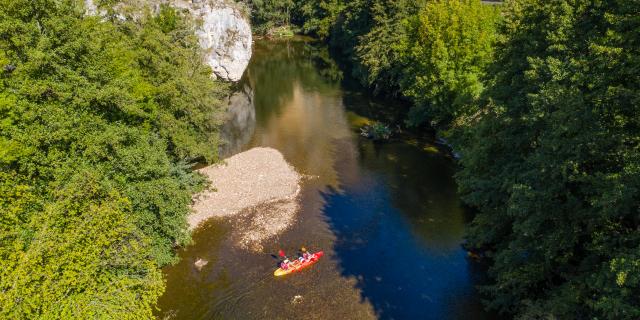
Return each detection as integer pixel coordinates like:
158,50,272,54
274,251,324,276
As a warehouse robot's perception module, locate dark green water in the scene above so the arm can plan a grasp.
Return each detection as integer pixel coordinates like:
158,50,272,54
157,38,495,320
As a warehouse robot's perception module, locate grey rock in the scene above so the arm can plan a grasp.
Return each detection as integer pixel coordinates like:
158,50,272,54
174,0,252,81
3,64,16,73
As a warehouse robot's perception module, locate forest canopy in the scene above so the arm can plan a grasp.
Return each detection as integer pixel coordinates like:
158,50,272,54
0,0,227,318
454,0,640,318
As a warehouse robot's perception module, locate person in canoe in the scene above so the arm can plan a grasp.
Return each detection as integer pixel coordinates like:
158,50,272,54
300,247,311,262
279,249,291,270
274,249,324,276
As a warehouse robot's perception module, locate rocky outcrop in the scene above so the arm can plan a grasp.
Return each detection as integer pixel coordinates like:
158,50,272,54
84,0,98,15
85,0,252,82
173,1,252,81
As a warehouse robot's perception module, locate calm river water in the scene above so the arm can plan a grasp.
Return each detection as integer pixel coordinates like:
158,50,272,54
157,38,495,320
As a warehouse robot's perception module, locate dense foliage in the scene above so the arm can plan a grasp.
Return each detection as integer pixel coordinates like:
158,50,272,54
398,1,499,127
242,0,294,35
454,0,640,318
0,0,227,318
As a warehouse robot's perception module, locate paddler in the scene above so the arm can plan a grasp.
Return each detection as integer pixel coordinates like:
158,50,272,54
301,247,311,261
279,249,291,270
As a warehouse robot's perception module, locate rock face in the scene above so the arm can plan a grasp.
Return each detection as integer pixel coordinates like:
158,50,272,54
85,0,252,82
84,0,98,15
174,0,252,81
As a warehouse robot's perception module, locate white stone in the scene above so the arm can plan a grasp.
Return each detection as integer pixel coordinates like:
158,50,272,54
84,0,98,15
194,258,208,270
174,1,252,81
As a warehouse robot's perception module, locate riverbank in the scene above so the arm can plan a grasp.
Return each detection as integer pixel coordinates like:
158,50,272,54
190,147,301,251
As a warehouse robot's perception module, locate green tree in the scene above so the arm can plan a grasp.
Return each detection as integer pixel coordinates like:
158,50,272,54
244,0,295,34
1,172,164,319
0,0,227,317
355,0,423,95
454,0,640,318
399,0,499,128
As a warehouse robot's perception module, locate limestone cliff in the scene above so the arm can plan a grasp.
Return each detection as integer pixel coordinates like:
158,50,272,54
85,0,252,82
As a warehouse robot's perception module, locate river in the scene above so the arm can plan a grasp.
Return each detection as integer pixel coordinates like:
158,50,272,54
157,38,495,320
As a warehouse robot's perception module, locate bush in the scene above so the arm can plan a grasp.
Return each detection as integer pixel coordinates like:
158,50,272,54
360,122,392,141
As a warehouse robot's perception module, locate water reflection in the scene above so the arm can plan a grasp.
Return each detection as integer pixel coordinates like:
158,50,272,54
245,39,341,128
219,84,255,157
157,38,495,320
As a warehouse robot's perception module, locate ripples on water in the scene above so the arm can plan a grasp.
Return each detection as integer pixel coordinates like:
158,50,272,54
157,38,498,320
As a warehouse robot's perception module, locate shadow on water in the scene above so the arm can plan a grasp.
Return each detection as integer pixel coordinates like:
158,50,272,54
322,138,496,320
